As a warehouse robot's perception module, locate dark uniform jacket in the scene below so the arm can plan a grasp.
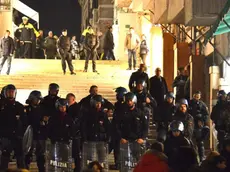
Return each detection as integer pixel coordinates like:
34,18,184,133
41,95,60,118
24,105,48,140
172,75,188,98
58,35,71,52
157,101,176,122
0,36,14,56
18,23,39,42
82,108,110,142
0,99,26,138
48,111,74,143
44,37,57,50
173,111,194,139
211,101,227,131
129,70,150,91
103,30,114,50
67,102,81,138
149,75,168,106
84,33,99,50
118,105,148,141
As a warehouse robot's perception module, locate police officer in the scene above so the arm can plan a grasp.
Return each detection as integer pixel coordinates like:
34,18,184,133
24,91,47,172
18,16,39,58
156,92,176,142
118,92,148,166
173,99,194,140
83,30,99,72
79,85,114,114
133,80,157,131
66,93,82,172
57,29,76,75
211,90,227,151
82,95,110,169
111,87,127,169
48,98,75,143
128,64,149,92
164,121,192,172
41,83,60,118
189,91,209,161
0,84,26,170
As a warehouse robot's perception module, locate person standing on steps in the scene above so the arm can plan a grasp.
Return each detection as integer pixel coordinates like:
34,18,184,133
57,29,76,75
124,27,140,70
0,30,14,75
83,29,99,73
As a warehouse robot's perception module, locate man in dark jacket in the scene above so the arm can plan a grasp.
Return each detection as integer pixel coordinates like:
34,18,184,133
173,99,194,140
24,91,47,172
58,29,76,75
172,67,188,102
118,92,148,169
41,83,60,118
103,26,115,60
83,31,99,72
66,93,82,172
150,67,168,107
44,31,57,59
129,64,149,92
0,30,14,75
0,84,27,170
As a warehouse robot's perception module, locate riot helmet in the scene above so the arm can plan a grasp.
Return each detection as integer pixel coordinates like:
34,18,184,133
48,83,59,96
125,92,137,108
55,98,68,112
135,79,146,92
193,91,201,101
165,92,175,103
217,90,226,102
115,87,128,101
179,98,188,113
4,84,17,100
90,95,104,109
170,120,184,134
26,90,43,105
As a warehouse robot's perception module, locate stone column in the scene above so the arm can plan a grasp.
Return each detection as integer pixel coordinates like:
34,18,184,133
0,10,13,37
209,66,220,150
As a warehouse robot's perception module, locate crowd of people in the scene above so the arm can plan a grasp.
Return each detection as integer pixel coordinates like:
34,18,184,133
0,62,229,172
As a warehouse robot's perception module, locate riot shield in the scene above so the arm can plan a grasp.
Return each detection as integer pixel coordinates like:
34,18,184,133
82,142,109,171
120,142,146,172
45,140,73,172
22,125,33,154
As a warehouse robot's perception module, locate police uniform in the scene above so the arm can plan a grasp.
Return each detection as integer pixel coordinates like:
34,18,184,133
18,17,39,58
0,85,27,170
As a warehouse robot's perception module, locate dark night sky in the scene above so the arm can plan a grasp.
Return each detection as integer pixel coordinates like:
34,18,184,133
20,0,82,39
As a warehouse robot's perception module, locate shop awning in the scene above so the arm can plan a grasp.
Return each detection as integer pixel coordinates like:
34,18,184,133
204,1,230,44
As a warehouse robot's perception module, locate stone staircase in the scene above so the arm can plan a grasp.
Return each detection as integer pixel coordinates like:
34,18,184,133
0,59,156,171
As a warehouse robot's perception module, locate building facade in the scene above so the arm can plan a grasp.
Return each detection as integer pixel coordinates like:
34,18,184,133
78,0,114,33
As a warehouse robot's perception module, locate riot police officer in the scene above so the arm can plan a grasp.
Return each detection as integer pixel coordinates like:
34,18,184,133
111,87,127,169
173,99,194,140
164,121,193,172
82,95,110,170
118,92,148,169
189,91,209,161
156,92,176,142
24,90,47,172
211,90,227,151
41,83,60,118
133,80,157,131
66,93,82,172
48,98,74,143
0,84,26,170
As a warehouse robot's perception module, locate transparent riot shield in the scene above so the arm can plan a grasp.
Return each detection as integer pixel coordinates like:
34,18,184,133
45,140,73,172
82,142,109,171
120,142,146,172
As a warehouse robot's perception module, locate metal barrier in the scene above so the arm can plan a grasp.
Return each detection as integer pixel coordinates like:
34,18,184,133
120,142,146,172
82,142,109,171
45,140,73,172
